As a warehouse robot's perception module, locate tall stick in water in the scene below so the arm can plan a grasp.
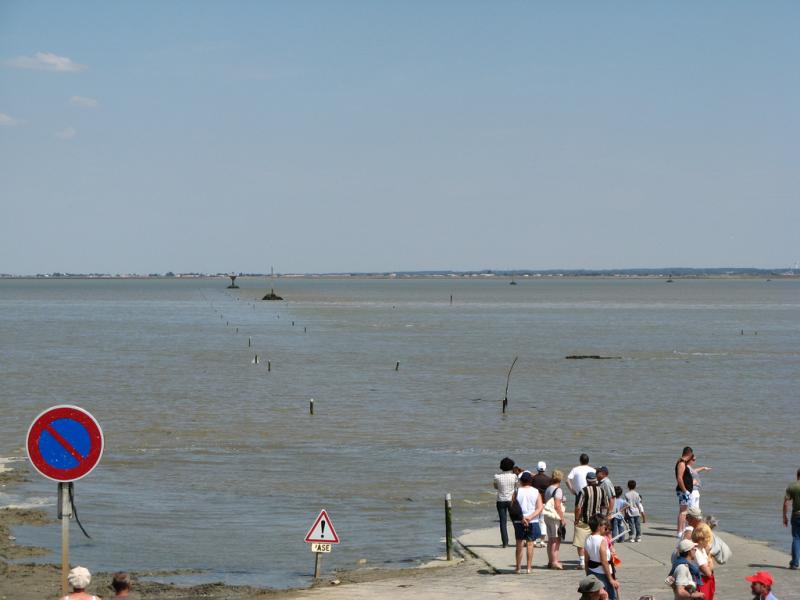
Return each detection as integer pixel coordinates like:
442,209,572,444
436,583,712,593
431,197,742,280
502,356,518,413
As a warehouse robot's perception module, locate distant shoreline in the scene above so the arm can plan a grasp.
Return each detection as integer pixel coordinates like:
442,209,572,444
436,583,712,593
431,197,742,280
1,270,798,281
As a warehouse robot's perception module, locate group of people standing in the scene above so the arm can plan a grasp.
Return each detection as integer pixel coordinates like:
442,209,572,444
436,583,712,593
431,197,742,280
566,454,646,600
493,454,643,599
493,457,568,574
495,449,795,600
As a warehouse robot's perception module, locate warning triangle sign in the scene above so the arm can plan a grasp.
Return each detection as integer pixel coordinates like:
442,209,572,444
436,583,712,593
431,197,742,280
304,509,340,543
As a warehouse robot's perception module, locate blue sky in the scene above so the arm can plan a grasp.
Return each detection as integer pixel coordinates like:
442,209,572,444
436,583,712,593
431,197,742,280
1,1,798,274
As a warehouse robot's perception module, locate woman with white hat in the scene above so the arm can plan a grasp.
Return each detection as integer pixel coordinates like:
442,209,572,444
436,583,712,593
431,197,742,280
58,566,98,600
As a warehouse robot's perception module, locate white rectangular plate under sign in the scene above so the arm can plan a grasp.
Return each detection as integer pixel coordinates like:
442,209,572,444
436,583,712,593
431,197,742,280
311,543,332,553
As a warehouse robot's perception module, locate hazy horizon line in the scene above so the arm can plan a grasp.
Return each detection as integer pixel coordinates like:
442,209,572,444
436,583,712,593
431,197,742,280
2,265,798,279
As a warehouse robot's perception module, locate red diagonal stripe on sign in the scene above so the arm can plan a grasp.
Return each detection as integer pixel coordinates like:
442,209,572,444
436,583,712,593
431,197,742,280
44,424,86,464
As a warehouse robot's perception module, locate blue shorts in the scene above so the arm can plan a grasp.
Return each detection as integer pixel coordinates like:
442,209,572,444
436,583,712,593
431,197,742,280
513,521,542,542
676,490,691,506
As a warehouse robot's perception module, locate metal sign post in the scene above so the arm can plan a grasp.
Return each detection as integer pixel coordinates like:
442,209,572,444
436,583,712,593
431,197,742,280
313,549,323,578
57,483,73,596
304,510,340,579
26,406,104,596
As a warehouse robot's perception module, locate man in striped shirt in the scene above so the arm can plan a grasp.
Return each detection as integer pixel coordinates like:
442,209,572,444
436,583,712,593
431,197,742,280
573,471,609,569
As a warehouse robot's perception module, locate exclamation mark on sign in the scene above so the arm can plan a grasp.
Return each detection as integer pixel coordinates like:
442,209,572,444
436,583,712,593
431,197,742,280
320,520,326,538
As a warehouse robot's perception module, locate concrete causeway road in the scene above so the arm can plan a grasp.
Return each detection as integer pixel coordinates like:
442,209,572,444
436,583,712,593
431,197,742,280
458,516,799,599
288,516,798,600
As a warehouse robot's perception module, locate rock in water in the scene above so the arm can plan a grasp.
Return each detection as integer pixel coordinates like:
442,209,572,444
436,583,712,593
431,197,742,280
262,288,283,301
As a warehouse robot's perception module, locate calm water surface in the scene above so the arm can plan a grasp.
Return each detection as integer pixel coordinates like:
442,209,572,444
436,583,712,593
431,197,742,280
1,277,798,588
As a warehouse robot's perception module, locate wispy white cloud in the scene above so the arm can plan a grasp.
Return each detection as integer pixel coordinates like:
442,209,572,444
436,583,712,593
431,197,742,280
69,95,99,108
6,52,87,72
55,127,76,140
0,112,21,126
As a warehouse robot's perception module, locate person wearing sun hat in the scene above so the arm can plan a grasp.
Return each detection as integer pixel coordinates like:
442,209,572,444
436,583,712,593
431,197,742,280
577,574,609,600
746,570,778,600
667,540,705,599
680,505,704,541
58,566,98,600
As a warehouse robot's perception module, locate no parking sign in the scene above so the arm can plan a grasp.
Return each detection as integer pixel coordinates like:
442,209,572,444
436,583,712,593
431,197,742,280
26,405,104,482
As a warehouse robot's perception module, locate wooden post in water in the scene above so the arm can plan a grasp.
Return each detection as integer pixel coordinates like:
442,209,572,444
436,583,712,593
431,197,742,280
503,356,518,414
248,336,252,347
309,398,314,415
395,361,400,371
58,483,72,597
267,360,271,372
445,493,453,561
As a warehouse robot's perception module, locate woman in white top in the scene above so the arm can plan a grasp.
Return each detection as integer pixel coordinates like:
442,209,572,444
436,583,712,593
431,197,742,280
688,456,711,510
543,469,567,570
59,566,99,600
512,471,543,574
584,516,620,600
691,523,715,600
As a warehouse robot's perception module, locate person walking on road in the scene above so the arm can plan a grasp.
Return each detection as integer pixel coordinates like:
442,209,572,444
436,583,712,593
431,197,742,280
784,467,800,570
624,479,645,542
675,446,695,535
493,457,517,548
